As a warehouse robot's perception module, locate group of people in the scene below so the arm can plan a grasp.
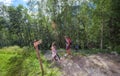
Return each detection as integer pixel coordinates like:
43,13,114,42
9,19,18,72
33,36,72,62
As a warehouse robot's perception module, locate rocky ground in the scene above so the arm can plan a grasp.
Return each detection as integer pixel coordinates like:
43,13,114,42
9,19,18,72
45,51,120,76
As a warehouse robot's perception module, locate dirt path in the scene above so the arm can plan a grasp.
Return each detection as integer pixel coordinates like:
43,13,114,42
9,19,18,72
45,52,120,76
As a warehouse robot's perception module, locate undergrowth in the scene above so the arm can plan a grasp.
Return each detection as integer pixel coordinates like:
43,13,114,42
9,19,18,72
0,46,61,76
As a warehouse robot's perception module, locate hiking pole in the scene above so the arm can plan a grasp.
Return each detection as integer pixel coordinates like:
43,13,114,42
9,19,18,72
34,40,44,76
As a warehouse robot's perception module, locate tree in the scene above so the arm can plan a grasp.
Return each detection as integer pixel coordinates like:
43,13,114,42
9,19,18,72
109,0,120,49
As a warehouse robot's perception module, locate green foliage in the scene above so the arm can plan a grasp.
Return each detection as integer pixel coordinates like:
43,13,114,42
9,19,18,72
0,0,119,50
0,54,15,76
114,46,120,54
0,46,23,54
0,46,61,76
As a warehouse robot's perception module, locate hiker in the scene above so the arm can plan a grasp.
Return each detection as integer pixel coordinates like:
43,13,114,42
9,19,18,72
64,36,72,56
75,44,79,52
50,42,60,61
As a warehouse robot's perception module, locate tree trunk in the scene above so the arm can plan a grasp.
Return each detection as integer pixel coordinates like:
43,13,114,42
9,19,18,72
35,49,44,76
100,22,103,50
34,40,44,76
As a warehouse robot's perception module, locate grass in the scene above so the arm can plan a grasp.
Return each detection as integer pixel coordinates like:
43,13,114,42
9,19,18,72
1,46,119,76
0,54,16,76
0,46,61,76
58,48,119,57
0,46,23,55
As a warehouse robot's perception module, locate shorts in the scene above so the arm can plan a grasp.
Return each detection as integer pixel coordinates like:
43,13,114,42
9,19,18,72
66,45,70,50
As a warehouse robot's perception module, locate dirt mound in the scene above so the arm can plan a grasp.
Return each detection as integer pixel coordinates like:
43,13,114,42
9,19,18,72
60,54,120,76
45,52,120,76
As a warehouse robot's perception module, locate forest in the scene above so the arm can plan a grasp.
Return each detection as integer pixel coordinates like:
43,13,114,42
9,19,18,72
0,0,120,76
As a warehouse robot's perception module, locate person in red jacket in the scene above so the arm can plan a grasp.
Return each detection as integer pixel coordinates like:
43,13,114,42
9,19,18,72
64,36,72,56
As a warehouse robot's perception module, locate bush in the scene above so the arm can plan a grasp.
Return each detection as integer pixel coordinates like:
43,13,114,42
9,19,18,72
114,46,120,54
0,46,61,76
